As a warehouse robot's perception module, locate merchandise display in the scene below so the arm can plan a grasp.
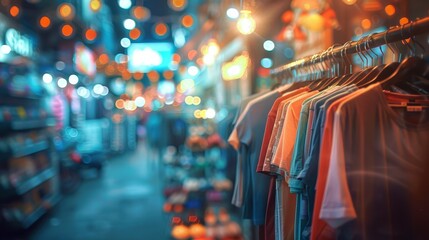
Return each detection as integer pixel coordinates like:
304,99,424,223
0,70,60,230
229,19,429,240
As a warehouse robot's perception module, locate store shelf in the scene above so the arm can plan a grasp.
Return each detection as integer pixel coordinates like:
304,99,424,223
15,168,56,195
11,118,56,130
11,140,49,158
18,194,61,229
1,168,56,201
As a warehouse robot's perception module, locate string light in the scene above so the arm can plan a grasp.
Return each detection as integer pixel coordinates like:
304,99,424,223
61,24,74,38
361,18,372,30
385,5,395,16
9,5,20,17
85,28,97,42
39,16,51,29
129,28,141,40
90,0,102,12
181,15,194,28
399,17,409,26
133,6,151,21
237,10,256,35
155,23,168,37
58,3,75,21
168,0,187,11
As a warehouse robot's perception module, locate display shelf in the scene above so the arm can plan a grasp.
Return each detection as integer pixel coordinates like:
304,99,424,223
5,194,62,229
15,168,56,195
0,168,56,201
11,140,49,158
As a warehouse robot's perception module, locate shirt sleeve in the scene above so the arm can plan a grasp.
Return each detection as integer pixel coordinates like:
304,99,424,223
319,110,356,228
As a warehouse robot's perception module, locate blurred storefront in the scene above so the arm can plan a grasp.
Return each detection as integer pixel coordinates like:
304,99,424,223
0,0,429,239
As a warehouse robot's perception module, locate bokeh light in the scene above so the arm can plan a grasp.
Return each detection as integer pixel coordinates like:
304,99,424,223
155,23,168,37
58,3,75,20
129,28,141,40
182,15,194,28
400,17,409,26
61,24,74,38
361,18,372,30
385,5,395,16
85,28,97,41
39,16,51,29
10,6,20,17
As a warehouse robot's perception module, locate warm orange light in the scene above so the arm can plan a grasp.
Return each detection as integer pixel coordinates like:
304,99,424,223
361,18,372,30
399,17,409,26
134,72,144,80
129,28,141,40
384,5,395,16
155,23,168,36
122,71,132,81
182,15,194,28
148,71,160,82
10,6,19,17
187,50,197,60
172,53,181,63
90,0,101,12
169,0,187,11
342,0,357,5
133,6,150,21
85,28,97,41
39,16,51,29
98,54,109,65
58,3,75,20
105,64,116,75
61,24,74,38
115,99,125,109
163,70,174,79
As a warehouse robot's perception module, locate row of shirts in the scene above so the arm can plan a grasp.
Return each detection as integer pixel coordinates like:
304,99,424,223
228,82,429,240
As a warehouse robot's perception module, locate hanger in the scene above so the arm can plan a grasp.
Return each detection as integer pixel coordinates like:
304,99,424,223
361,27,402,88
355,34,387,86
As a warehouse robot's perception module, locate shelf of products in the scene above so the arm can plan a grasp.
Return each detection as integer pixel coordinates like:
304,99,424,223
1,180,61,229
162,145,242,240
0,67,61,230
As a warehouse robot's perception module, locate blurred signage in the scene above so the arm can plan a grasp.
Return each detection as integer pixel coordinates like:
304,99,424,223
127,42,173,72
74,42,96,77
5,28,34,58
0,14,37,60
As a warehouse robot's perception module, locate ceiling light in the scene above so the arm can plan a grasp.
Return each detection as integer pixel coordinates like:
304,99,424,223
69,74,79,85
188,66,199,76
123,19,136,30
43,73,53,84
0,45,11,54
121,38,131,48
237,10,256,35
263,40,275,51
226,8,239,19
118,0,132,9
57,78,68,88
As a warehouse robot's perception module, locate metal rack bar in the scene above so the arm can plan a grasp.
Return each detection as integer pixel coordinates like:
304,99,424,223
271,16,429,75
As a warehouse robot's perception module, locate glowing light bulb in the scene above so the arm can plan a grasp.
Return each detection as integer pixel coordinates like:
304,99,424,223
237,10,256,35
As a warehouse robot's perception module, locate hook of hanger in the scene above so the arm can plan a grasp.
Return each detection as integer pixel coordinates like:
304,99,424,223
384,27,396,62
365,34,377,66
400,24,413,58
355,39,366,69
409,19,426,57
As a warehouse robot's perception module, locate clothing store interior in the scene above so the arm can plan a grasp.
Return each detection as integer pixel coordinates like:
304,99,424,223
0,0,429,239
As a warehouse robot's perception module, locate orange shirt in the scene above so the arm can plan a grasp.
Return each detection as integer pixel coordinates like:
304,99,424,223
271,91,319,177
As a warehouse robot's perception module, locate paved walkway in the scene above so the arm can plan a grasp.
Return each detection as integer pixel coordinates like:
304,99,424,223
29,143,169,240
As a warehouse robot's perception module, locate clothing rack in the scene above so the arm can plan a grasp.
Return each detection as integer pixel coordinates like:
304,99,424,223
271,16,429,75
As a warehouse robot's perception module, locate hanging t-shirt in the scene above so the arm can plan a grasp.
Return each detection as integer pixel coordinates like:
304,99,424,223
320,84,429,239
236,91,279,225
